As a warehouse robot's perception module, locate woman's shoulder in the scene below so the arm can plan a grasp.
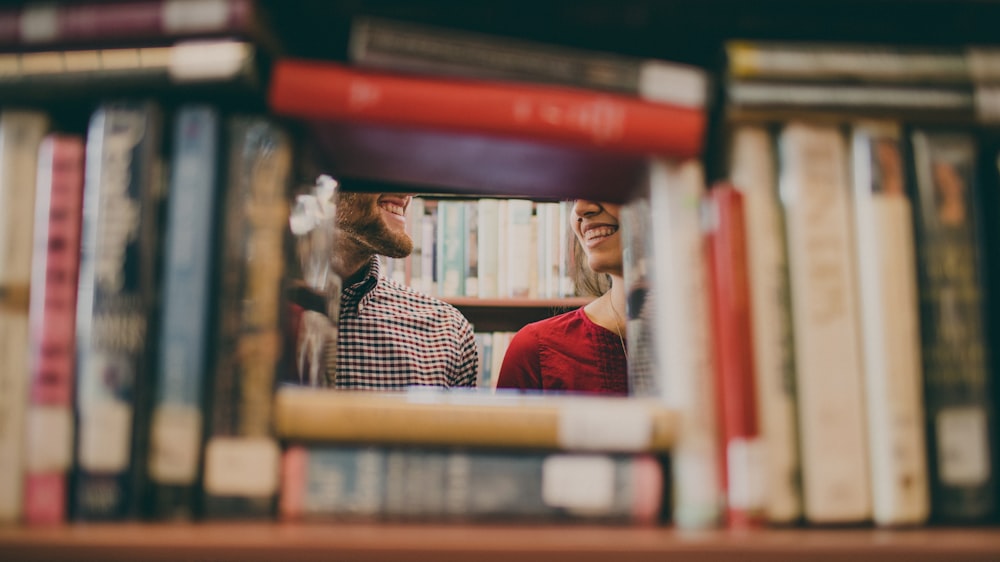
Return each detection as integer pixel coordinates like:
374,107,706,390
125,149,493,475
519,306,587,335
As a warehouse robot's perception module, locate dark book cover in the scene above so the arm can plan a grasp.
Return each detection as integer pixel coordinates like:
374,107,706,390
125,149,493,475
200,116,291,519
72,100,165,521
907,127,997,522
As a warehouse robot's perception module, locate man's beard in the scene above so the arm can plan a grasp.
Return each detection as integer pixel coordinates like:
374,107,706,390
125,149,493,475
336,192,413,258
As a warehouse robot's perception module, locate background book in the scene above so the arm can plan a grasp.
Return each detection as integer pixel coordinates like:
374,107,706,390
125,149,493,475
280,445,663,525
23,133,85,525
0,0,280,51
907,127,997,523
703,184,766,529
850,121,930,526
725,124,803,525
201,116,291,519
0,109,50,524
621,159,722,530
146,105,223,520
778,121,872,524
348,15,708,107
72,100,164,521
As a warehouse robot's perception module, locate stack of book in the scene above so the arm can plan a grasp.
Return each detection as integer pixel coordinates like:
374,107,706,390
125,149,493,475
273,386,677,525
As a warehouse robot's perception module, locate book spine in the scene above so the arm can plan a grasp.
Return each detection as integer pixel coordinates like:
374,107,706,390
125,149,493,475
268,60,706,159
24,133,84,525
908,128,996,522
727,125,802,524
850,121,930,526
725,40,970,83
273,387,678,453
0,109,50,523
280,445,662,524
146,105,222,520
725,80,975,123
778,121,872,524
622,159,723,529
0,40,258,103
476,198,499,299
0,0,256,47
436,200,466,298
504,199,534,298
201,116,291,519
348,16,708,107
73,101,164,521
703,184,766,529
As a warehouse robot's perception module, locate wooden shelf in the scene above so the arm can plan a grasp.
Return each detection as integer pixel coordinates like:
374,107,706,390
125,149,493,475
443,297,592,332
2,523,1000,562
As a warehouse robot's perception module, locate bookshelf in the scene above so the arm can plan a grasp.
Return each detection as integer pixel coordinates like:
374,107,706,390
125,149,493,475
2,523,1000,562
2,0,1000,560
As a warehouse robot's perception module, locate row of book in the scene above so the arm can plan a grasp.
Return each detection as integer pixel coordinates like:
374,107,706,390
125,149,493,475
0,100,296,524
381,198,577,300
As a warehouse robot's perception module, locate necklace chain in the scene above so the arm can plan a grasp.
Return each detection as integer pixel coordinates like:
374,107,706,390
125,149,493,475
607,297,629,362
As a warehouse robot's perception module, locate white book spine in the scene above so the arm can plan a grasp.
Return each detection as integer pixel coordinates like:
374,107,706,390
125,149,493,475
408,197,424,292
476,198,499,299
778,121,872,524
0,110,49,523
850,121,930,526
728,125,803,523
649,158,723,529
505,199,534,298
496,200,508,299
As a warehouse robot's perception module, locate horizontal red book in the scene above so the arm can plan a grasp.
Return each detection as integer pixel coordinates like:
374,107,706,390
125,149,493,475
268,59,706,159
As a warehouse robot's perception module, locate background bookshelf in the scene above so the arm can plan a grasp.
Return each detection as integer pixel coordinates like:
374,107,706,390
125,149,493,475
1,0,1000,560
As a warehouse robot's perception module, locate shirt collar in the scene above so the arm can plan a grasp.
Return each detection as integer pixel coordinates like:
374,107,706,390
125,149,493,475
341,255,382,310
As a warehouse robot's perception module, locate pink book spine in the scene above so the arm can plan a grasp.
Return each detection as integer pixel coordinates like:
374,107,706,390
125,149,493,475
23,134,85,525
0,0,253,46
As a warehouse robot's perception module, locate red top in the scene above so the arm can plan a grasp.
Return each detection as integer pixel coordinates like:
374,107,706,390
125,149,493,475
496,307,628,395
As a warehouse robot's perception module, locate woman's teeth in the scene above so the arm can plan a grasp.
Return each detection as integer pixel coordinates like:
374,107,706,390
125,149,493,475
585,226,617,241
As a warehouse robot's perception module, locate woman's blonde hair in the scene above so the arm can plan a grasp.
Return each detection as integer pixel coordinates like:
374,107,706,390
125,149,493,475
568,216,612,297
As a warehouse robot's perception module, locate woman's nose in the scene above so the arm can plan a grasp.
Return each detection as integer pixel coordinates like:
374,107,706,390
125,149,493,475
573,199,601,218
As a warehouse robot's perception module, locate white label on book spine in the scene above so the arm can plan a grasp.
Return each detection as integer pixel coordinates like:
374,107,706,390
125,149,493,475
78,400,132,472
164,0,229,33
19,5,57,43
558,403,651,451
936,407,990,486
149,404,203,484
541,454,615,513
169,40,247,82
204,437,280,496
25,406,73,472
727,437,767,510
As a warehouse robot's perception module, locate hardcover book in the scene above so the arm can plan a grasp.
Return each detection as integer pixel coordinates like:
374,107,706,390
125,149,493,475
0,109,50,524
726,124,802,524
348,15,709,107
0,39,263,103
273,387,678,453
281,445,663,525
23,133,85,525
908,127,996,522
0,0,277,50
850,121,930,526
146,105,223,520
73,100,165,520
703,184,766,529
201,116,291,519
620,160,722,529
778,121,872,524
269,59,706,159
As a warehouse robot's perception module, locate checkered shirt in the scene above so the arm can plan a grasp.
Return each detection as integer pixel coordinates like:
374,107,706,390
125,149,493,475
331,256,478,389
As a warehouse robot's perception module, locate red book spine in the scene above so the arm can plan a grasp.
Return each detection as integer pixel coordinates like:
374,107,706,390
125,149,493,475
0,0,253,47
24,134,85,525
704,183,765,529
268,59,705,159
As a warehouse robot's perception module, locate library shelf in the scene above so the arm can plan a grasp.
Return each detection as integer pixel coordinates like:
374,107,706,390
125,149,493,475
2,522,1000,562
443,296,592,332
